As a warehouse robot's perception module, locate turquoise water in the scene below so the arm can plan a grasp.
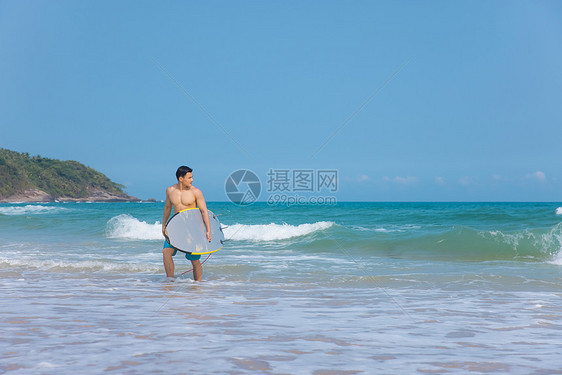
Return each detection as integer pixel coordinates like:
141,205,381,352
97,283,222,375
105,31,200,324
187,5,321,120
1,202,561,374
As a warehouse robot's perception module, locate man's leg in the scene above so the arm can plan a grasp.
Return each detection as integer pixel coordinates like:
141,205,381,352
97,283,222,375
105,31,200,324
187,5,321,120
191,259,202,281
163,247,175,277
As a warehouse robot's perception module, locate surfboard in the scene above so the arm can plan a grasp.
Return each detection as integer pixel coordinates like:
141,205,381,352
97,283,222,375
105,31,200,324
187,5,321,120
164,208,224,255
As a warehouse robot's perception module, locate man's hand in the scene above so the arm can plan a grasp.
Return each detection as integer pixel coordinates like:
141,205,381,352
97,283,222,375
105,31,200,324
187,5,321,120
206,231,212,242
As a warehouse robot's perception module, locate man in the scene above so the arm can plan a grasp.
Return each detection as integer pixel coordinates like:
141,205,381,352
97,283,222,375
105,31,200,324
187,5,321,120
162,166,211,280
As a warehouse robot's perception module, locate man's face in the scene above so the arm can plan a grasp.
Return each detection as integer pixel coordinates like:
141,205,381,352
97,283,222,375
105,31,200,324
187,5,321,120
179,172,193,188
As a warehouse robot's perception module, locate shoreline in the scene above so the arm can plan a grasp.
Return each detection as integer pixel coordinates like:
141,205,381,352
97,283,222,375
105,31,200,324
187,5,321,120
0,188,142,203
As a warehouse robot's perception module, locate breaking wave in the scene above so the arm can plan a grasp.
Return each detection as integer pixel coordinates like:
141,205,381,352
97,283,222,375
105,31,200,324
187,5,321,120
0,257,160,273
106,214,162,240
223,222,334,241
105,213,334,243
0,205,68,216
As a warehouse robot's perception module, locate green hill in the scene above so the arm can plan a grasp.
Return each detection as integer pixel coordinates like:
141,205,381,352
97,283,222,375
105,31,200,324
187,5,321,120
0,149,137,202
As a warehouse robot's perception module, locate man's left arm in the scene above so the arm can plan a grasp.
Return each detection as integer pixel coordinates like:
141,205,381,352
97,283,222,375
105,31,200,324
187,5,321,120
195,188,211,242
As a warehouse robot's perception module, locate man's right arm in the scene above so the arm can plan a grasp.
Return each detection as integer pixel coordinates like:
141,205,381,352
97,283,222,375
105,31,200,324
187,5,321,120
162,188,173,237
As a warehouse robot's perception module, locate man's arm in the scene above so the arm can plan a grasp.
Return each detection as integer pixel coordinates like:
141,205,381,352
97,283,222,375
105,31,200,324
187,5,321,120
194,188,211,242
162,188,173,237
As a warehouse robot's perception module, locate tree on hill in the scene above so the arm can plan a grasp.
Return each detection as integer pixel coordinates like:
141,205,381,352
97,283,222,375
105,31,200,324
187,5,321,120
0,148,133,201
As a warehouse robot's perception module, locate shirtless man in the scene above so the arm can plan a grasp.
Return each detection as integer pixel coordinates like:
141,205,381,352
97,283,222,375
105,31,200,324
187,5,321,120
162,166,211,280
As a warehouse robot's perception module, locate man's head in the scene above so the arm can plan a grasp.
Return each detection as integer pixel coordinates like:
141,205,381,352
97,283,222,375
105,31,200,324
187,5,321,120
176,166,193,188
176,166,193,180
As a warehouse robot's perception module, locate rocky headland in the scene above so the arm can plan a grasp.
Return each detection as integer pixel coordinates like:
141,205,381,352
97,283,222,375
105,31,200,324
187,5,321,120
0,149,139,203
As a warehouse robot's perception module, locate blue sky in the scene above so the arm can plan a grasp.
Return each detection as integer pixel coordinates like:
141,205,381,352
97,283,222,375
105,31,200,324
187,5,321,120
1,1,561,201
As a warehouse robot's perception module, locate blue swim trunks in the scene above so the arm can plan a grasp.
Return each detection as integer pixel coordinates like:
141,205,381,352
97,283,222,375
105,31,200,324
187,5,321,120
163,239,201,261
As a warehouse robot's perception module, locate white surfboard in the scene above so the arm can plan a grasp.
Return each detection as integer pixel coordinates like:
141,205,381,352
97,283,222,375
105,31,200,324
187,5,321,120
164,208,224,255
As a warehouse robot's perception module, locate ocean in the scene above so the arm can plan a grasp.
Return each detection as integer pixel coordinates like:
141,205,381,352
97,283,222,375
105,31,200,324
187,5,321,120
1,201,561,374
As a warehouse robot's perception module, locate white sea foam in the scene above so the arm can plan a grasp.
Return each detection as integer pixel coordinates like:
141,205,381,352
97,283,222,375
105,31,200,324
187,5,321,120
550,252,562,266
106,214,162,240
350,224,420,233
104,215,333,242
484,223,562,263
223,221,334,241
0,257,160,273
556,207,562,215
545,223,562,265
351,225,391,232
0,205,67,216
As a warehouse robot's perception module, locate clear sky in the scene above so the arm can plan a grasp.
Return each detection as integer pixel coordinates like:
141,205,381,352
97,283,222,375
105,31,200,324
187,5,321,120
1,0,561,201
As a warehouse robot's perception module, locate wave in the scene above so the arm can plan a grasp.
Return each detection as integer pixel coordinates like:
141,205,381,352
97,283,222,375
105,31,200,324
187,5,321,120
556,207,562,215
474,224,562,261
103,213,562,262
105,213,334,242
0,205,68,216
106,214,163,240
223,222,334,241
550,252,562,265
299,223,562,262
349,224,421,233
0,257,160,273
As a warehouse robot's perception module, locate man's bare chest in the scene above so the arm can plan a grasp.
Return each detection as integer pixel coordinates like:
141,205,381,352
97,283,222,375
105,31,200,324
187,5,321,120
171,190,196,208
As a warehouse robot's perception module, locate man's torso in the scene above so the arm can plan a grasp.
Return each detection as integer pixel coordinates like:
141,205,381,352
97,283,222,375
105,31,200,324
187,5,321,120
168,186,197,212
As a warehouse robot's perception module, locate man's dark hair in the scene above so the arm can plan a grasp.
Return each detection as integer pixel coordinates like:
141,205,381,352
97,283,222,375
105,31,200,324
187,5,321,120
176,166,193,180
